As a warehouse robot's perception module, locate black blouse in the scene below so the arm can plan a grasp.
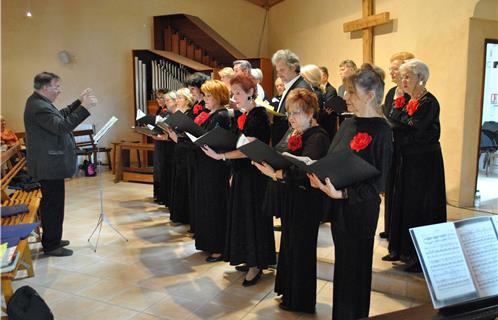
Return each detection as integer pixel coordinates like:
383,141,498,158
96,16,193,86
383,86,410,120
329,117,392,204
283,126,330,186
200,108,231,131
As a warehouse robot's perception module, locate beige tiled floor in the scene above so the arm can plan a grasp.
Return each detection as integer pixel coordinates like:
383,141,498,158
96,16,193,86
5,172,428,319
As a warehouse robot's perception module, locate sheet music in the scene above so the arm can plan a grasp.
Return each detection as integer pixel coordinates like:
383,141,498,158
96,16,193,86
185,132,198,143
155,115,165,124
491,216,498,238
146,124,155,131
94,116,118,143
455,217,498,297
136,109,146,120
236,134,250,149
281,152,316,165
411,223,477,308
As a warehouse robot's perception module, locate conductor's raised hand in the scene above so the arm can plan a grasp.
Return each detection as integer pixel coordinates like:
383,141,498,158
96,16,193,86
79,88,93,101
81,93,98,109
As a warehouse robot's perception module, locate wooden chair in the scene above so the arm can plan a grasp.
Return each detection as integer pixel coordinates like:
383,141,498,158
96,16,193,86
73,124,112,169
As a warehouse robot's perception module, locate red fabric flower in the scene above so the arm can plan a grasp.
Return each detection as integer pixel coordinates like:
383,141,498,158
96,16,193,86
394,96,406,109
287,134,303,151
194,111,210,125
406,99,420,116
237,113,247,131
193,104,203,115
350,132,372,152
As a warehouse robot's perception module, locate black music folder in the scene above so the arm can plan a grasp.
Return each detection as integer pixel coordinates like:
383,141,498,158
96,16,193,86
133,126,162,138
324,95,347,114
159,111,206,137
291,149,380,189
238,139,294,170
186,126,239,152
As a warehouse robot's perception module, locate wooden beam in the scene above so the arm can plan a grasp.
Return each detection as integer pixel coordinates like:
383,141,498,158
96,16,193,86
343,12,390,32
363,0,373,63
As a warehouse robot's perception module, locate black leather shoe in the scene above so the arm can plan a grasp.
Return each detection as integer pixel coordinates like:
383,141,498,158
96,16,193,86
45,247,73,257
382,253,400,261
235,265,249,272
379,231,389,239
242,270,262,287
404,261,422,273
206,255,223,262
60,240,70,247
279,302,291,311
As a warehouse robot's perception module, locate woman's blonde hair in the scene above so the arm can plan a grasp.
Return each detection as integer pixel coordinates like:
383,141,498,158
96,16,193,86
176,88,194,107
218,67,235,79
301,64,324,93
390,51,415,63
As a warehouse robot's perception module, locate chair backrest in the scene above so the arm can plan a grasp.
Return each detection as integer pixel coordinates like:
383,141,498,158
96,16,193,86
73,128,96,149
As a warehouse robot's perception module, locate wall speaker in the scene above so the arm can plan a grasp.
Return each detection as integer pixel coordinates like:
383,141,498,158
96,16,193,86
58,51,71,64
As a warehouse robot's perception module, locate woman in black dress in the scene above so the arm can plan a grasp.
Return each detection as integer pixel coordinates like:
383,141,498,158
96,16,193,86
380,51,414,242
386,59,447,271
202,73,276,286
184,73,209,234
193,80,232,262
152,90,176,207
255,88,330,314
309,64,393,320
166,88,195,225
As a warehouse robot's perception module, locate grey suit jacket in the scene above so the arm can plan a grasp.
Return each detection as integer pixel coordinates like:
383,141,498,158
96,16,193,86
24,91,90,181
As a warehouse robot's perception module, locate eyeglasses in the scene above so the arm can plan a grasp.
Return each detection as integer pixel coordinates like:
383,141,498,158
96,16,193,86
285,110,304,117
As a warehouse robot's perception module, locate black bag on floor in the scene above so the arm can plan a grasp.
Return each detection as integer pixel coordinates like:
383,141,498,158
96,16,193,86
7,285,54,320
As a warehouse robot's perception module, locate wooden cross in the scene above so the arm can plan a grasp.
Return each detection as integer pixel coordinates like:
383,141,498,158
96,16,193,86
343,0,392,63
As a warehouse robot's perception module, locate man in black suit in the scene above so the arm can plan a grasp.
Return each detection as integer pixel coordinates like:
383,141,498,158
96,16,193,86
24,72,97,256
270,49,312,145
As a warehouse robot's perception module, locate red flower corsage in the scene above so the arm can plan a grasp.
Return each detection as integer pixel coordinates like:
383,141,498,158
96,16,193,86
394,96,406,109
406,99,419,116
287,134,303,151
237,113,247,130
194,111,210,125
193,104,203,115
350,132,372,152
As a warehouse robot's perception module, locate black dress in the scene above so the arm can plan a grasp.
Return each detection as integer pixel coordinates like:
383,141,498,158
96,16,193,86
382,86,410,236
328,117,392,320
387,92,447,261
224,107,276,268
185,100,206,233
153,109,175,206
193,108,231,254
169,108,196,224
275,126,330,314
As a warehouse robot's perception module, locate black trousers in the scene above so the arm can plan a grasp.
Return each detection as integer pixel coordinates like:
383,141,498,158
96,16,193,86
39,179,65,252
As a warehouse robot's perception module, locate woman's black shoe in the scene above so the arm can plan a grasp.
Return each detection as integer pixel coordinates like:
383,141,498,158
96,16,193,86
235,265,249,272
206,255,223,262
404,261,422,273
381,253,400,261
278,302,291,311
242,270,262,287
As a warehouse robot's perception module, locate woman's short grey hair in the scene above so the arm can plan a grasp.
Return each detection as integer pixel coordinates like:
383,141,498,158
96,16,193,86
399,59,430,85
165,91,178,100
176,88,194,106
250,68,263,81
271,49,300,72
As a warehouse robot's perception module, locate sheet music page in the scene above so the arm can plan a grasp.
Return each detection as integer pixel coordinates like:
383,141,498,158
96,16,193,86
136,109,146,120
94,116,118,143
410,223,477,308
491,216,498,238
185,132,198,143
281,152,316,165
455,217,498,297
155,115,165,124
236,134,250,149
146,124,155,131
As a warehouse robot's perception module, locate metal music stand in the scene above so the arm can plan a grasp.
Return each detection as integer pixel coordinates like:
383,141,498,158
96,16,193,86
88,116,128,252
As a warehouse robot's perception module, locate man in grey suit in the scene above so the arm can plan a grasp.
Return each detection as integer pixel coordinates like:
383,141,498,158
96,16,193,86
24,72,97,256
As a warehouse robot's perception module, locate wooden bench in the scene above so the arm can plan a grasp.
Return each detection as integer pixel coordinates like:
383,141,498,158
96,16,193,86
1,143,41,309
